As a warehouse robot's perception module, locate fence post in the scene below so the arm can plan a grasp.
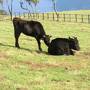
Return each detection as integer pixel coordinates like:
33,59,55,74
42,13,44,20
23,13,25,18
33,13,34,19
63,14,65,22
29,13,31,19
88,15,90,23
35,13,37,19
69,14,71,22
53,13,54,21
28,13,29,19
19,12,21,18
81,14,84,23
57,14,59,21
37,13,39,19
15,13,16,17
31,13,32,19
47,13,49,20
75,14,77,23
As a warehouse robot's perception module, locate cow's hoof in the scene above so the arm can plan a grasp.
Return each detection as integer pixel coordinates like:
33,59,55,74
16,46,20,49
39,49,42,52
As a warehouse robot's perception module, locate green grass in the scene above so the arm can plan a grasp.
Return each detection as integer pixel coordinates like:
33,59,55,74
0,18,90,90
60,10,90,14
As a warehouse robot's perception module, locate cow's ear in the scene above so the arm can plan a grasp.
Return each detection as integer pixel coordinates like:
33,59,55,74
73,37,77,39
49,35,52,38
69,36,71,39
47,35,52,38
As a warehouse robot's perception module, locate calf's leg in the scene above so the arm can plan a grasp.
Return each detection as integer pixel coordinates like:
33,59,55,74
70,49,74,55
14,30,21,48
36,38,42,51
63,47,70,55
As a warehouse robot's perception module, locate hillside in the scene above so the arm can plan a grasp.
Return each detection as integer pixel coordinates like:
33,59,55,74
60,10,90,14
0,16,90,90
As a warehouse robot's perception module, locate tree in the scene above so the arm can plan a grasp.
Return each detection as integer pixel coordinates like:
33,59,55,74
0,0,3,4
6,0,13,20
20,0,34,13
0,0,5,15
30,0,39,13
0,0,3,8
51,0,58,16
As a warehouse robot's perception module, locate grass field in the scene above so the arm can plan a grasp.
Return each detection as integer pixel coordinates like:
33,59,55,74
0,18,90,90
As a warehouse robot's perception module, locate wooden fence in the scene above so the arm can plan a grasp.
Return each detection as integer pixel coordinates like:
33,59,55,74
14,12,90,24
1,12,90,24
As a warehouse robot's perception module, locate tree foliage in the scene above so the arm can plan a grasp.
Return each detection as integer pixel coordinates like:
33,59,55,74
26,0,39,6
20,0,40,13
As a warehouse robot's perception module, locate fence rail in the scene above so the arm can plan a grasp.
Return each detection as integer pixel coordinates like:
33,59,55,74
1,13,90,24
14,12,90,24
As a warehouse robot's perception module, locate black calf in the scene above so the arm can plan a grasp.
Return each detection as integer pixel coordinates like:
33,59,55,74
48,37,80,55
13,17,51,51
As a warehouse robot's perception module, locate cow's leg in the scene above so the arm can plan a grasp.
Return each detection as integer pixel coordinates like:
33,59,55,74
36,38,42,51
14,30,21,48
70,49,74,55
64,48,70,55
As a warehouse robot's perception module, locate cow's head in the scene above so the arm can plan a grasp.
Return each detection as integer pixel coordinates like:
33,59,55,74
43,35,52,47
69,37,80,51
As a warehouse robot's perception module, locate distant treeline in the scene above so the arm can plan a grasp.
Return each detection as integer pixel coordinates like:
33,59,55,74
0,10,7,15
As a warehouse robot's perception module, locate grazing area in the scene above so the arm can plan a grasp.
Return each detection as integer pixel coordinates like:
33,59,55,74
0,19,90,90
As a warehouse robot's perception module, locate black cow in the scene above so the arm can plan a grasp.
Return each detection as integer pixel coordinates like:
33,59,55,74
13,17,51,51
48,37,80,55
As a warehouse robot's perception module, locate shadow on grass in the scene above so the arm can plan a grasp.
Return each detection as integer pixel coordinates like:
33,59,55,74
0,43,48,55
0,43,15,48
35,50,48,55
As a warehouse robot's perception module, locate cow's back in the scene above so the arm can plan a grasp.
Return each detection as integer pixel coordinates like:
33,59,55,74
48,38,70,55
13,17,45,36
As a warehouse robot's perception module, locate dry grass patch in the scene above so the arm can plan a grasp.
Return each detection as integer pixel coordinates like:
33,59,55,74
16,87,28,90
0,74,6,81
76,51,90,61
19,60,86,71
0,52,9,59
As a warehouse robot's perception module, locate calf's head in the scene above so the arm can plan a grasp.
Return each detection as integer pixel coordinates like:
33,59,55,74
69,37,80,51
43,35,51,47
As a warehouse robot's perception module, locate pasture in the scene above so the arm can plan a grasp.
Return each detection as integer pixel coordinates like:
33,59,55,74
0,19,90,90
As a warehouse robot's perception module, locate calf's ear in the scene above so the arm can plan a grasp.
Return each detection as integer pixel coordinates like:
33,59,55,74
73,37,77,40
49,36,52,38
47,35,52,38
69,36,71,39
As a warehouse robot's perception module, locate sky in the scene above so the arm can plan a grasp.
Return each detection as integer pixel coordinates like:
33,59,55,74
3,0,52,13
57,0,90,11
2,0,90,14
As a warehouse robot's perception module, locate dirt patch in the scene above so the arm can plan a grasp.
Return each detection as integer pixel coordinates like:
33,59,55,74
0,74,6,81
76,51,90,60
11,51,90,70
0,52,9,59
20,61,59,69
19,61,84,70
16,87,28,90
